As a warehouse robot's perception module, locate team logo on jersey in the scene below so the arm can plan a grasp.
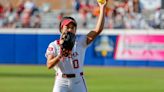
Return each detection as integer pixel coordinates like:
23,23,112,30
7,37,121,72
48,47,53,51
68,52,78,58
94,36,114,57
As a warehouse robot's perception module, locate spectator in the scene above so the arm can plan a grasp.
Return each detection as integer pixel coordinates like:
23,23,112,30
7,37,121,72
0,3,3,15
41,3,51,13
24,0,38,16
3,2,17,28
16,0,25,17
111,6,125,29
24,0,35,11
32,13,41,28
79,0,93,28
0,3,4,27
72,0,81,12
57,12,64,21
20,9,31,28
132,0,143,13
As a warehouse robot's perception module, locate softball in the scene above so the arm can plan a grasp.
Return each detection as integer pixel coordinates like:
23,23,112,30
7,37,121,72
97,0,105,4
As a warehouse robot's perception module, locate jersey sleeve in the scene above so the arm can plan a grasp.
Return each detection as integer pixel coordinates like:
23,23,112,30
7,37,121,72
45,42,56,58
78,35,88,48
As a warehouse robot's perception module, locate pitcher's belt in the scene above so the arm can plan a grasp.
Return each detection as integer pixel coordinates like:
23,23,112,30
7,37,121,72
57,72,83,78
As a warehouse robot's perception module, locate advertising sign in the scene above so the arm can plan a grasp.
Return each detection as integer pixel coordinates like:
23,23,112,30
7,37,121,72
115,35,164,61
94,36,116,58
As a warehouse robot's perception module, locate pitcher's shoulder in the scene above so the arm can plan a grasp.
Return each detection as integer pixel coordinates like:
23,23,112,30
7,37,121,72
76,35,88,47
48,40,60,46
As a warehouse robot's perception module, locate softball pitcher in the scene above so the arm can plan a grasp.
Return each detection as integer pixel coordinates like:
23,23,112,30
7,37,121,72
45,0,107,92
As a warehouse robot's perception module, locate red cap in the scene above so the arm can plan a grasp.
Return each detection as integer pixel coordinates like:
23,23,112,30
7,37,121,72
61,19,75,28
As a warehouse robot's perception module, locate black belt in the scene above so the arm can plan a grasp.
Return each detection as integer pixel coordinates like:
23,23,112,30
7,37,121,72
60,72,83,78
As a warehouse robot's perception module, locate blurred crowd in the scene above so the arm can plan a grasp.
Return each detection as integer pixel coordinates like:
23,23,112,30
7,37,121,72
0,0,42,28
0,0,164,29
0,0,43,28
72,0,164,29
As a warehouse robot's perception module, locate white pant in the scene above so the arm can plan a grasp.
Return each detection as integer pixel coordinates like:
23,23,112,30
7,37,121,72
53,75,87,92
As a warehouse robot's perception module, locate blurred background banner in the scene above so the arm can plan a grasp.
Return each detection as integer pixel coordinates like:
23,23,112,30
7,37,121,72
1,29,164,67
115,35,164,61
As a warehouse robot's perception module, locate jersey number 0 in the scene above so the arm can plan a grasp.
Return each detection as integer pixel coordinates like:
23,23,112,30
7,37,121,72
73,59,79,68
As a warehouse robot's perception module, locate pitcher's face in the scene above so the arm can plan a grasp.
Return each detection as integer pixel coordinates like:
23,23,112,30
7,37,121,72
61,23,76,34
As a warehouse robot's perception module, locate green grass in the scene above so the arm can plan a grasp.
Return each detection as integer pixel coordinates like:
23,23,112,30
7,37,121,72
0,65,164,92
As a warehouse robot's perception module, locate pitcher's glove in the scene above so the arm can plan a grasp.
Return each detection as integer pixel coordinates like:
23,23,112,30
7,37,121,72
60,32,76,57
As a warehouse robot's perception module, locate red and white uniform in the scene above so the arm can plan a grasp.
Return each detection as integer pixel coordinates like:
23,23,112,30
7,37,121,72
45,35,88,92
